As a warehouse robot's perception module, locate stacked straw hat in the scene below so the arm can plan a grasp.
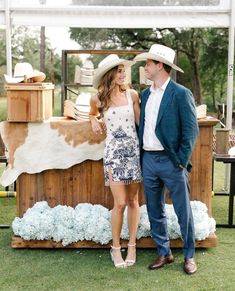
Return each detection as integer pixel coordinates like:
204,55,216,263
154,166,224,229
4,62,46,84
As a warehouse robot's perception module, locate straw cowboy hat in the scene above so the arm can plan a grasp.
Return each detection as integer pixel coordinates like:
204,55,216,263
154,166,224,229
134,44,184,73
4,62,46,84
93,54,134,89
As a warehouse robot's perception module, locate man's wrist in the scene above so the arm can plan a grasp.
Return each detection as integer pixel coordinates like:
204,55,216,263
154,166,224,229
179,164,184,169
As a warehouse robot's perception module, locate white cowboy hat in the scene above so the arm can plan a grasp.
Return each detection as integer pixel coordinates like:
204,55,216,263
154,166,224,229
4,62,46,84
93,54,134,89
134,44,184,73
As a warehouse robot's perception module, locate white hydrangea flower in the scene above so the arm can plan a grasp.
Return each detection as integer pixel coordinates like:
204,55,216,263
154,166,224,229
35,210,54,240
11,200,216,245
51,205,76,245
18,213,41,240
25,201,50,215
90,205,111,244
165,204,181,239
74,203,92,241
12,217,22,236
137,205,151,239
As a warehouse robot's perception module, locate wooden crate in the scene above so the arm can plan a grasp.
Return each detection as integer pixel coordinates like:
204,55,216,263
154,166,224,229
6,83,54,122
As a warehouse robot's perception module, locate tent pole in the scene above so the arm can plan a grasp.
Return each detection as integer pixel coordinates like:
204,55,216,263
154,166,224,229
226,0,235,130
5,0,12,76
224,0,235,191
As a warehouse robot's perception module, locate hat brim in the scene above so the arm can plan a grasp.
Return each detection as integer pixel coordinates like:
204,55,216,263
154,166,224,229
93,59,134,89
31,71,46,82
134,53,184,73
4,74,24,84
4,71,46,84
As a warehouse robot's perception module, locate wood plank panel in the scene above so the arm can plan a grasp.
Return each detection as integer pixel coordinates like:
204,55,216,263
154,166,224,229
191,124,213,215
11,233,217,249
61,167,74,206
72,160,92,206
16,174,38,216
90,160,112,208
43,169,63,208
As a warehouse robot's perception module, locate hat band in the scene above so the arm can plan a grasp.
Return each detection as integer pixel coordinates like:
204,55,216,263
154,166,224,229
14,75,25,78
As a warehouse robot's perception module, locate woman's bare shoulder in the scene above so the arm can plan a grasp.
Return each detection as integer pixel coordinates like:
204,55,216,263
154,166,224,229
129,89,139,101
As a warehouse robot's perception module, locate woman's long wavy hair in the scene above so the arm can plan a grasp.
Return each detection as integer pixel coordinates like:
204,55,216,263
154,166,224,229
97,65,126,117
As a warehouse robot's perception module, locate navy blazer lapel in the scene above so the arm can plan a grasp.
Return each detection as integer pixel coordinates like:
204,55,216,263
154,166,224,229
156,80,174,126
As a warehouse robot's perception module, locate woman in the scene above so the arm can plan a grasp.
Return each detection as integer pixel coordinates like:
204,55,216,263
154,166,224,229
89,54,142,268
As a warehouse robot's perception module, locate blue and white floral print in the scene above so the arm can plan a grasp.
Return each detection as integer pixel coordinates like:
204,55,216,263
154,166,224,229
103,90,142,186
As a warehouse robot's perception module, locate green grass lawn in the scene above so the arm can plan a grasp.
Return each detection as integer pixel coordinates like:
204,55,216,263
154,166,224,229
0,97,7,121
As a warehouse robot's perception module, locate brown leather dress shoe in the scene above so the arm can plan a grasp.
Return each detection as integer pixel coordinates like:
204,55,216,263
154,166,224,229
183,258,197,275
148,254,174,270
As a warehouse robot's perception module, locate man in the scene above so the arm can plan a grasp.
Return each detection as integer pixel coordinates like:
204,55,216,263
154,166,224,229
134,44,199,275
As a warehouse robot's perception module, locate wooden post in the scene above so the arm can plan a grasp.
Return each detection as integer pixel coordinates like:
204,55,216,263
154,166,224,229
216,129,230,154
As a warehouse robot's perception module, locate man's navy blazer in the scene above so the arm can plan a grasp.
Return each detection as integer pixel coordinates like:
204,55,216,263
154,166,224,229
138,79,199,172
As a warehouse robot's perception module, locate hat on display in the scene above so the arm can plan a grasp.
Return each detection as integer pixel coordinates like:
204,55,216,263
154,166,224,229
93,54,134,89
134,44,184,73
4,62,46,84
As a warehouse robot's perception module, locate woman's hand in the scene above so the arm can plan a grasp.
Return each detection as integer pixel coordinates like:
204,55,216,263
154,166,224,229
89,95,105,135
91,119,104,134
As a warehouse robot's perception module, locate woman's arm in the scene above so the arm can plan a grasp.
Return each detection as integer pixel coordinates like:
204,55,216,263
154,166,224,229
89,95,104,134
130,89,140,126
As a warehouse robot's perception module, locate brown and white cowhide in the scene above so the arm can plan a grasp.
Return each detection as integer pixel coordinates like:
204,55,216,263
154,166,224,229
0,117,105,187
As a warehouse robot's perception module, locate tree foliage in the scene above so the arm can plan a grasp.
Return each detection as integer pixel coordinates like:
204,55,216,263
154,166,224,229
200,28,228,110
0,29,6,96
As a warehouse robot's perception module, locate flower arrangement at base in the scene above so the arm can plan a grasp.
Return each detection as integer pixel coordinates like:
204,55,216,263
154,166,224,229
12,200,216,246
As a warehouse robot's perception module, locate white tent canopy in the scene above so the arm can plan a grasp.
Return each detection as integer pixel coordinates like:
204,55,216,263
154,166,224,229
0,0,232,28
0,0,234,129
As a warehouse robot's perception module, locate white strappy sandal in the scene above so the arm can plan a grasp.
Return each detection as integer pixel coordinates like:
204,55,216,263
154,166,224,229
110,246,127,268
125,243,136,266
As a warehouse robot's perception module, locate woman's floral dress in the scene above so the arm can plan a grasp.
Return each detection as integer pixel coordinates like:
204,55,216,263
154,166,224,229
103,90,142,186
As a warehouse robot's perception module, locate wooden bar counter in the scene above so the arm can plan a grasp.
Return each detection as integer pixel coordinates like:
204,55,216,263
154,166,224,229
6,117,218,248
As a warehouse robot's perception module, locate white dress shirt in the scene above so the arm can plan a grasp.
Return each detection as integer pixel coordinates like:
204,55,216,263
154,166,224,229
143,77,170,151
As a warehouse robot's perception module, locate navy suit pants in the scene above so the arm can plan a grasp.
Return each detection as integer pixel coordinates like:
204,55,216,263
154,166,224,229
142,150,195,259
